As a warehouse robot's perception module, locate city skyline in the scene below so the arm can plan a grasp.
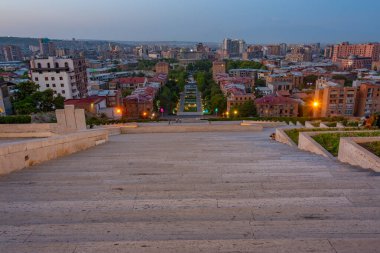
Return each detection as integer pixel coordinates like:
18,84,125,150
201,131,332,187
1,0,380,44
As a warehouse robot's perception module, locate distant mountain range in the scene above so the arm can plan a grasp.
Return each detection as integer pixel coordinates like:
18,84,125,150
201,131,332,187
0,36,219,48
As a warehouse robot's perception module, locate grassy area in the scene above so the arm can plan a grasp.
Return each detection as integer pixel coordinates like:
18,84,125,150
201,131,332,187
324,122,337,127
311,122,320,127
284,127,364,145
312,131,380,157
359,141,380,157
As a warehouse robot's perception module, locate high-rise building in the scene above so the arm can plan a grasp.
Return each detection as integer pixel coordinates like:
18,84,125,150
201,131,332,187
222,38,246,58
2,45,23,61
39,38,56,57
279,43,287,56
324,45,334,59
332,42,380,62
266,45,281,56
30,57,88,99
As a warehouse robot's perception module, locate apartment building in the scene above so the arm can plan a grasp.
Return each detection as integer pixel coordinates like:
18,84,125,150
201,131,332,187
356,83,380,117
314,84,357,117
332,42,380,62
30,57,88,99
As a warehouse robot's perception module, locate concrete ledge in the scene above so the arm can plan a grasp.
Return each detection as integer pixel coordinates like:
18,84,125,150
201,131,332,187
298,132,335,159
0,132,55,138
319,123,330,128
0,130,108,176
305,121,318,128
121,124,263,134
241,120,287,127
275,128,297,147
0,123,57,134
338,137,380,172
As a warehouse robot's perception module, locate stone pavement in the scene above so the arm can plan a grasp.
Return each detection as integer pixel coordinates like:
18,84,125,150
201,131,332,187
0,129,380,252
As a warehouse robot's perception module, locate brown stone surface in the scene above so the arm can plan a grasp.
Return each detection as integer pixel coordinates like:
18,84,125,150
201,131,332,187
0,129,380,252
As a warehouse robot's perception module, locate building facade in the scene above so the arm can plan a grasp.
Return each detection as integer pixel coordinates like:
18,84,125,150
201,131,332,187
2,45,23,62
336,55,372,70
39,38,56,57
332,42,380,62
30,57,88,99
356,83,380,117
255,95,299,117
155,62,170,75
212,61,226,80
314,85,357,117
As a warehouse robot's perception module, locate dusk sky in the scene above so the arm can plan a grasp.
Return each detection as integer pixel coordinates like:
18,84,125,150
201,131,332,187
1,0,379,43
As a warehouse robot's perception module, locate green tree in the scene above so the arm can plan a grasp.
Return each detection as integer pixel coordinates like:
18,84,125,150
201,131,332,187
12,81,64,115
14,81,39,101
239,100,257,117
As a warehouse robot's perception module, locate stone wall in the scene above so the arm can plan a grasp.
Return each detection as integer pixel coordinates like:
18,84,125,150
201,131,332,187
275,128,297,147
338,137,380,172
0,130,108,175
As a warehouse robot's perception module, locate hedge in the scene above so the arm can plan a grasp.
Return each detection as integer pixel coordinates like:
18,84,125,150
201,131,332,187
0,115,32,124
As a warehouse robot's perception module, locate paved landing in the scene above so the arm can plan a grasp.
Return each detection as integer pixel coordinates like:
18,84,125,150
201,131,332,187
1,129,380,252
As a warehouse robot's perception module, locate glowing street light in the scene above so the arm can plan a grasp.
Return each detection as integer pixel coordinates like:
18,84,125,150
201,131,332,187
312,101,320,108
234,110,238,116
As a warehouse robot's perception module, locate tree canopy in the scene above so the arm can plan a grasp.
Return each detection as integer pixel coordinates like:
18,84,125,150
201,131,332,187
12,81,64,115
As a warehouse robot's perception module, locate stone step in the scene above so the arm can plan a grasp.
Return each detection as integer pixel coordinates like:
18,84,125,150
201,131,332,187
1,220,380,244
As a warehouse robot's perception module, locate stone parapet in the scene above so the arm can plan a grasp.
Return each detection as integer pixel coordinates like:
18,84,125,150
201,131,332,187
0,130,108,175
338,137,380,172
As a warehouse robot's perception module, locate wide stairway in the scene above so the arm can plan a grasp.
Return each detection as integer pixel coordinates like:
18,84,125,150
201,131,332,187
1,129,380,252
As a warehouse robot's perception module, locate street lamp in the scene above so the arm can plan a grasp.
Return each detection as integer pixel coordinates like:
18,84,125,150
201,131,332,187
234,110,238,117
226,112,230,118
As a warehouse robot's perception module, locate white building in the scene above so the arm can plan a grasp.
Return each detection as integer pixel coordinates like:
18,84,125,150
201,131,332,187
30,57,88,99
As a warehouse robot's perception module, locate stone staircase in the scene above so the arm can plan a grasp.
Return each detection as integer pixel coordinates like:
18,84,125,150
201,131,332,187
0,129,379,252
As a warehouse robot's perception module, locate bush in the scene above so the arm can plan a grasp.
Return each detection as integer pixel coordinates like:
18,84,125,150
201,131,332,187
0,115,32,124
